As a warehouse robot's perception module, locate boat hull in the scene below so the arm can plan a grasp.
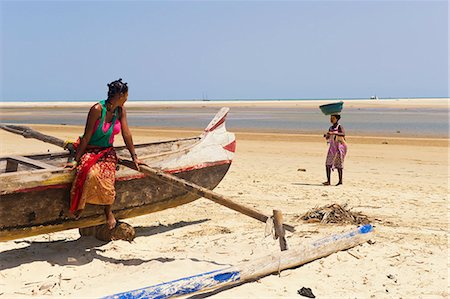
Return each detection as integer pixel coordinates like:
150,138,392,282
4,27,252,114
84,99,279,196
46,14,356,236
0,163,230,242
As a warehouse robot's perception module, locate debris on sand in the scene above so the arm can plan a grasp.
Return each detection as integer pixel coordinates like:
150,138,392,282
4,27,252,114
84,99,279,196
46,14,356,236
297,287,315,298
298,203,370,225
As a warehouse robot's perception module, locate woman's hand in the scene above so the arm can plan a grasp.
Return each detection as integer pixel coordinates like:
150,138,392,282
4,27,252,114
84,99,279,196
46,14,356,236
132,157,145,171
64,160,78,170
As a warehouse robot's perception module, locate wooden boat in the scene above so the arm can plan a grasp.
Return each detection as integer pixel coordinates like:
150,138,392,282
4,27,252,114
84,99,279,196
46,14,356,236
0,108,236,242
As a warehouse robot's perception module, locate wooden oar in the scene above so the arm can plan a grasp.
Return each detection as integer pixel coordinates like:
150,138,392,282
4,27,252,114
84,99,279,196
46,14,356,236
0,124,296,232
0,124,76,158
121,160,295,232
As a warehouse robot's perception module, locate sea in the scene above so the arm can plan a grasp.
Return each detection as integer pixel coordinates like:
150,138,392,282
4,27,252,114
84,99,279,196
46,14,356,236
0,98,448,138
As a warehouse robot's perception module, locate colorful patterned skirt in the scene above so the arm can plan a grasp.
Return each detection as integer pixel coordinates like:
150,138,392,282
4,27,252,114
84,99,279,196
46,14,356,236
326,140,347,169
70,147,117,213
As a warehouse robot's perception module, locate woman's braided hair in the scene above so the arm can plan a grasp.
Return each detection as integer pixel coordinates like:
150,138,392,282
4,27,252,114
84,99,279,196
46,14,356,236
107,78,128,99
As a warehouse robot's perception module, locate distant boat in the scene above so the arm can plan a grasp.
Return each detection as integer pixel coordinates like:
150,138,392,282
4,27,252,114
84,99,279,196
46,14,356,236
370,95,379,100
202,92,210,101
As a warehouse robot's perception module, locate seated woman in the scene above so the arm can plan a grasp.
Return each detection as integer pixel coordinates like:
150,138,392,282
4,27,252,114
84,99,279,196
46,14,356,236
66,79,142,229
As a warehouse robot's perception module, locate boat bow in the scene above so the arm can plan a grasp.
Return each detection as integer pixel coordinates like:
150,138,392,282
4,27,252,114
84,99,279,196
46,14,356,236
153,107,236,174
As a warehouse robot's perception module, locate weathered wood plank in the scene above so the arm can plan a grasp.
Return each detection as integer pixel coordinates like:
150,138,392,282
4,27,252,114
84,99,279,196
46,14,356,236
273,210,287,251
7,156,59,170
5,159,18,172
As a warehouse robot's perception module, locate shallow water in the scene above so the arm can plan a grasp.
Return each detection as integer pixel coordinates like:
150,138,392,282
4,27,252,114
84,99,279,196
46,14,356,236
0,106,448,137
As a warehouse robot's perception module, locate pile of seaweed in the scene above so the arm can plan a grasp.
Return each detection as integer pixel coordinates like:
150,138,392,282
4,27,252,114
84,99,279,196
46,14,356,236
299,203,370,225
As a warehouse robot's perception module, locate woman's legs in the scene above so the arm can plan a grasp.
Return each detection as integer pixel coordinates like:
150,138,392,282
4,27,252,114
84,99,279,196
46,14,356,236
336,168,343,185
104,205,116,229
323,166,331,185
336,143,346,186
323,166,343,186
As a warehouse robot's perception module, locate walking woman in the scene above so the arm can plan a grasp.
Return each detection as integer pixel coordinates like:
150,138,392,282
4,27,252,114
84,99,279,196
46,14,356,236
323,114,347,186
66,79,142,229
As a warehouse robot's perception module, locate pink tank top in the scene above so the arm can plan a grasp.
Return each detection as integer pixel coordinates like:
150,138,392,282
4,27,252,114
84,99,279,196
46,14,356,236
93,118,121,145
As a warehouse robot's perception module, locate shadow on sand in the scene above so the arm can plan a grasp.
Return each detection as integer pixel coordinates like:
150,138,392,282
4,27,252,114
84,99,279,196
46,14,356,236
291,182,324,186
186,280,258,299
0,219,210,271
134,219,209,237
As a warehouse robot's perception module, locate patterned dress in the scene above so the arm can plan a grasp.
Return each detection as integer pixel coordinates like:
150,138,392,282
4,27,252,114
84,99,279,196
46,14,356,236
70,147,117,212
325,123,347,169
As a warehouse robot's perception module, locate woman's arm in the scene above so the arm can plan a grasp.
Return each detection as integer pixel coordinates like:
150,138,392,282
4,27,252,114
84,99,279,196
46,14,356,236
120,107,139,163
74,105,101,162
336,124,345,136
324,126,332,138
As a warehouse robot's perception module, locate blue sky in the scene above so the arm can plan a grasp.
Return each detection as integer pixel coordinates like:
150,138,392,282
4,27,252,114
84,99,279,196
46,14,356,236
1,0,448,101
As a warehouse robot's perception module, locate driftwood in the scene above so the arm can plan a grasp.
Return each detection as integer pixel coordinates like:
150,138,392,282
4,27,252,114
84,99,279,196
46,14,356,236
299,203,370,225
103,224,373,299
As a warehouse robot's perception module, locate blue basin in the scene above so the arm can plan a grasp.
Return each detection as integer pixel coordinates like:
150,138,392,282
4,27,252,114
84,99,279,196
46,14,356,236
319,101,344,115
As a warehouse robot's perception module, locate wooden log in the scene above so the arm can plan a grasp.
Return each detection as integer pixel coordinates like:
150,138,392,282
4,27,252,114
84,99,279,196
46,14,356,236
102,224,374,299
79,221,136,242
273,210,287,251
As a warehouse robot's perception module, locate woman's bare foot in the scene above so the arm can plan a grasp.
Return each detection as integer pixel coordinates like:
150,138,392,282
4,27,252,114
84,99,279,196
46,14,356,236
336,182,343,186
106,212,116,230
73,210,83,220
104,205,116,230
322,181,331,186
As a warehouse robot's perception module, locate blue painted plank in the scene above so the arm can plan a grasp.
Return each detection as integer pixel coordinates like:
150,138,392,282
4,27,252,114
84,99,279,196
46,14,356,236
102,268,240,299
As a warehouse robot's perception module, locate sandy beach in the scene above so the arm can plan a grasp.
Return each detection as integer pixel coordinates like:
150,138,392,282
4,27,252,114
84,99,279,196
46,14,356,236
0,100,448,298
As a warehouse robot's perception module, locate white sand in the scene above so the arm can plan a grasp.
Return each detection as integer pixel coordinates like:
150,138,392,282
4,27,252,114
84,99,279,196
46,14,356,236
0,120,448,298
